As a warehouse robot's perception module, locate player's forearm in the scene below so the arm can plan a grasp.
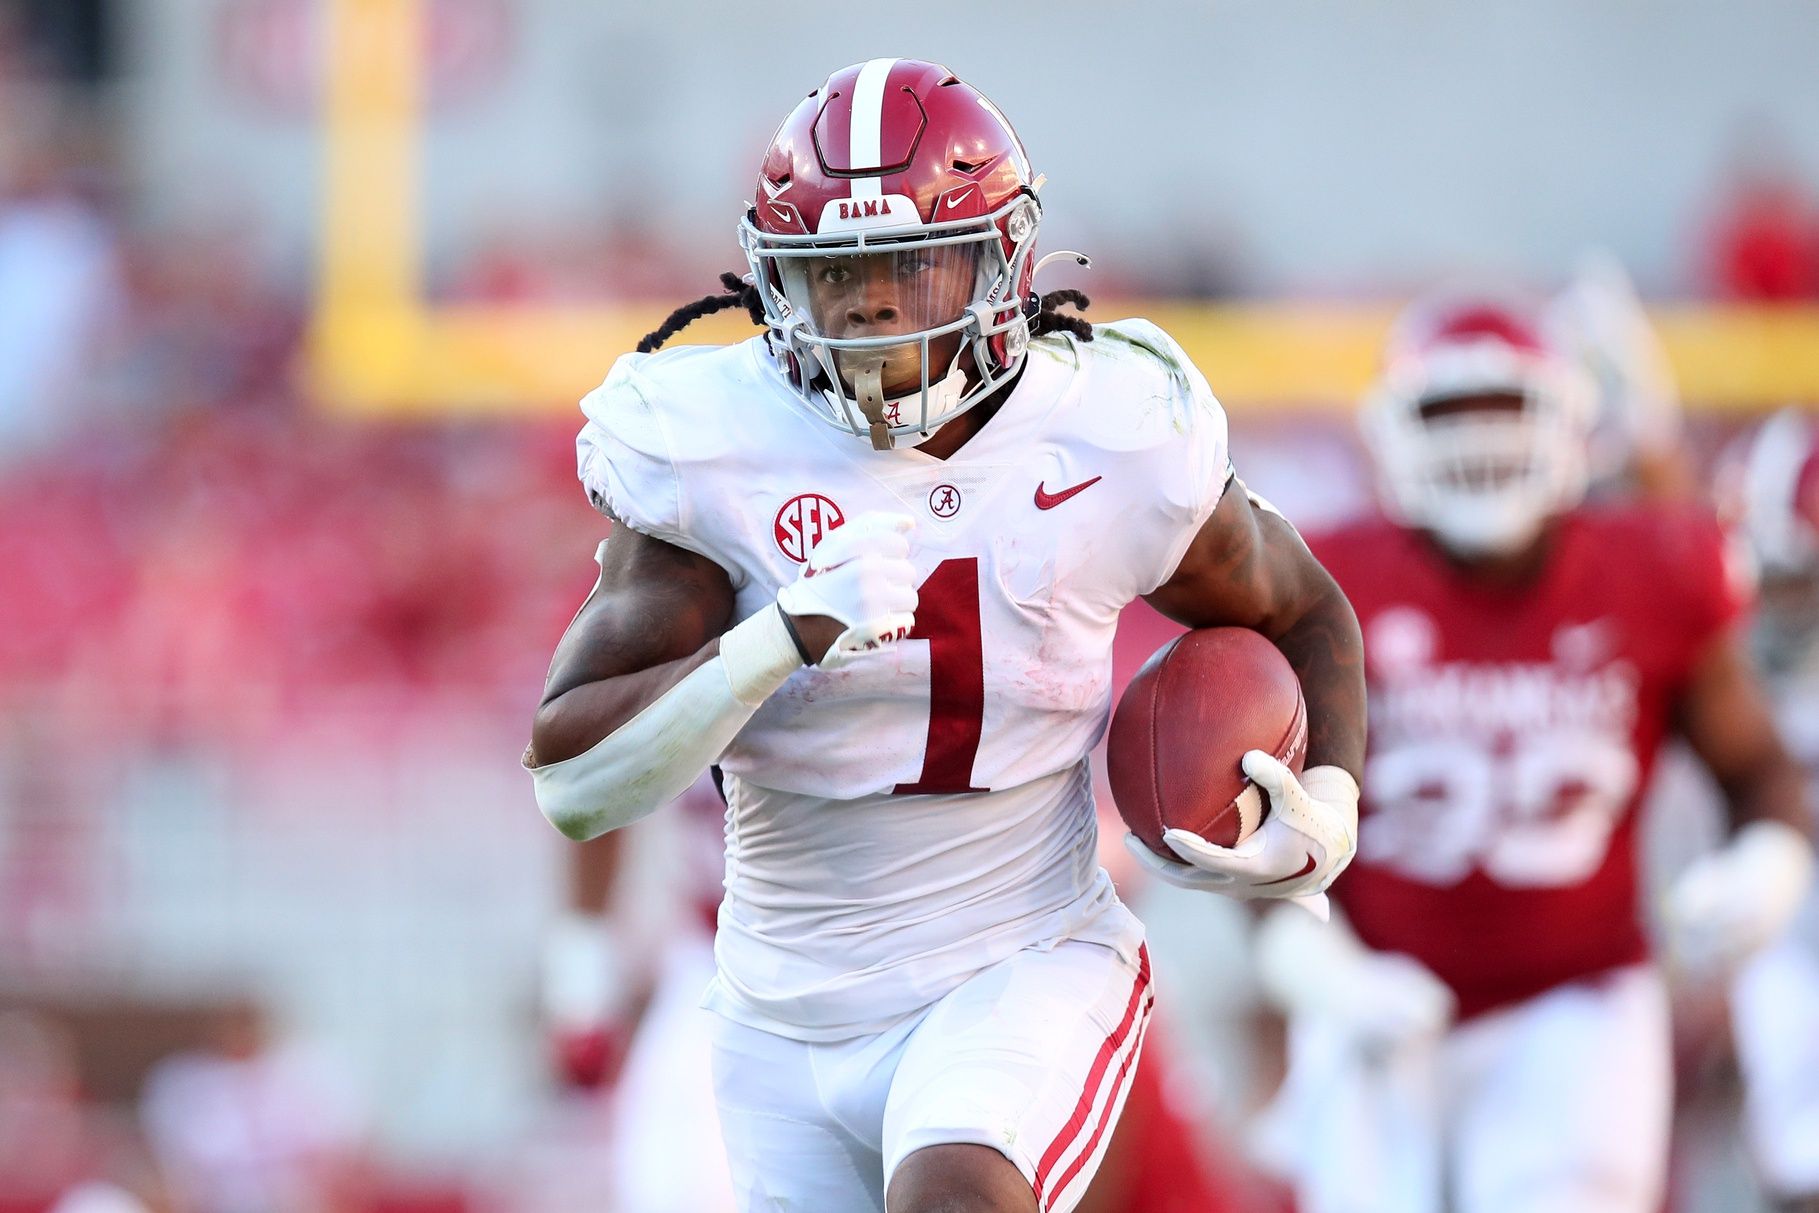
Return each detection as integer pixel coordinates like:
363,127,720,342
533,644,723,767
1271,578,1367,779
526,606,803,839
567,828,626,911
1720,749,1813,840
1677,630,1815,840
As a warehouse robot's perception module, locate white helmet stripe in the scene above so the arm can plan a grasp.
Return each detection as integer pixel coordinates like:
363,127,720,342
848,57,897,201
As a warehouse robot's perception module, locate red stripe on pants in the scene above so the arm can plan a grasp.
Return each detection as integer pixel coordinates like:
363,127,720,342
1043,1002,1152,1210
1031,944,1152,1205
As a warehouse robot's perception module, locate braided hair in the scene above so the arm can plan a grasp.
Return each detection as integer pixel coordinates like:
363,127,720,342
1029,288,1093,343
637,272,766,354
637,276,1093,354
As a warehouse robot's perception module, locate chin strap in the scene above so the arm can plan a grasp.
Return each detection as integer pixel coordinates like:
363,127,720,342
849,359,894,450
825,358,974,451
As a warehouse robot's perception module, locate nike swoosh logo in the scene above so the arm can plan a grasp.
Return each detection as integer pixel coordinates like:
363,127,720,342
1257,856,1318,887
944,186,977,211
1034,476,1103,510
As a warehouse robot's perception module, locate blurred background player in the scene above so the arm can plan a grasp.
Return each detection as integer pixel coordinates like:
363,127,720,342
1544,250,1698,503
139,1000,368,1213
542,835,632,1097
1726,409,1819,1213
538,773,734,1213
1253,289,1815,1213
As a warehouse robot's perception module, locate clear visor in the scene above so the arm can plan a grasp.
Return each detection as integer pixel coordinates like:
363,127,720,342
739,194,1040,447
776,242,986,397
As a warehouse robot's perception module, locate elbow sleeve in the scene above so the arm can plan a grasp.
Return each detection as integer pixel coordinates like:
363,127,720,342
527,604,801,839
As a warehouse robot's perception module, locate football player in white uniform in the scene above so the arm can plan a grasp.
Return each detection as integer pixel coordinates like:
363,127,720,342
524,59,1367,1213
1729,409,1819,1213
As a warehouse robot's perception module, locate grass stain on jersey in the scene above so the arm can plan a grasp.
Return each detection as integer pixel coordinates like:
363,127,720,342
1094,322,1184,376
1028,331,1084,370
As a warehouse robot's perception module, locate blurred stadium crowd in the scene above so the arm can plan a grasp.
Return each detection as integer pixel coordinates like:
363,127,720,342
5,5,1819,1213
2,12,623,1213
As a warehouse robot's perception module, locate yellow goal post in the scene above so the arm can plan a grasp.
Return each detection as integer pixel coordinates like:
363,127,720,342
310,0,1819,419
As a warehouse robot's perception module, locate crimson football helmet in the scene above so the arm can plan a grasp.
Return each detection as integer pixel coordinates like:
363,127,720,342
740,59,1043,449
1363,290,1597,556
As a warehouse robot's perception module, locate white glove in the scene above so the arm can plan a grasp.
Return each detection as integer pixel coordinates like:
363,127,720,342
541,912,635,1090
1666,820,1814,975
1124,752,1359,914
1254,902,1455,1049
776,511,919,670
1546,249,1682,470
541,911,633,1029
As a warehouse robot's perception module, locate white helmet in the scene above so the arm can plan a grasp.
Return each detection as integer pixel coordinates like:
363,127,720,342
1734,408,1819,578
1364,291,1597,556
1723,409,1819,676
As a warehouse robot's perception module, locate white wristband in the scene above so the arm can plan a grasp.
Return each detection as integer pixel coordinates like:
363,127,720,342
1294,764,1361,889
1300,765,1361,812
543,912,631,1025
719,603,805,706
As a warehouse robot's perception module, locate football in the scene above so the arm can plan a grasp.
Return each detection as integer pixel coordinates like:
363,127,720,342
1107,627,1308,856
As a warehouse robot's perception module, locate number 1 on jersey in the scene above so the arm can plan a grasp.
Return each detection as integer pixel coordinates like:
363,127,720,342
893,557,988,795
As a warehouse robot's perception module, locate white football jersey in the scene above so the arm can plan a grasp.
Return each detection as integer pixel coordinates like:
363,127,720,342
578,320,1232,1039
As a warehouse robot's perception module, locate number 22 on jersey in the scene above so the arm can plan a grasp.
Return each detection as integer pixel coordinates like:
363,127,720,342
1363,731,1640,886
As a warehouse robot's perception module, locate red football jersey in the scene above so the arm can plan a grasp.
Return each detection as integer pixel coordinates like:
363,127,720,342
1308,505,1742,1019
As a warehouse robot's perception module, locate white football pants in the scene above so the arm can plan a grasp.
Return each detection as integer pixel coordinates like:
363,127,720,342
709,939,1151,1213
1265,962,1671,1213
1732,901,1819,1199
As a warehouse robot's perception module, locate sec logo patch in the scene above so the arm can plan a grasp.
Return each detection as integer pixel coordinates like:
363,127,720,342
774,493,844,563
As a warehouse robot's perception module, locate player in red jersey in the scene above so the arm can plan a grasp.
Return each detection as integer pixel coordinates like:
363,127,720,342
1254,290,1815,1213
